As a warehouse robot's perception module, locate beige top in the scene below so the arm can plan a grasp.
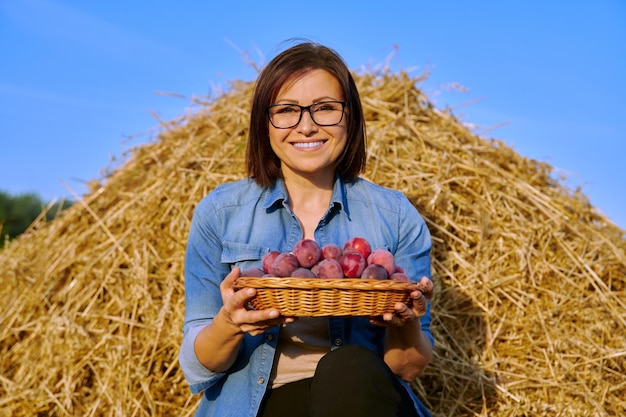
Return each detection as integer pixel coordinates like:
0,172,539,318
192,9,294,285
270,317,331,388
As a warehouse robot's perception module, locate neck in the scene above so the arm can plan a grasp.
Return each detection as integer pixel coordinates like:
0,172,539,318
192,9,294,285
282,170,335,214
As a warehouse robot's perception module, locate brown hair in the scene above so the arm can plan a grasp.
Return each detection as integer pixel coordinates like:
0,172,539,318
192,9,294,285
246,41,366,187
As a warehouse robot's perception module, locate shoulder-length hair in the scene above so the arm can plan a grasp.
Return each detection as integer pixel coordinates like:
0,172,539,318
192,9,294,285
246,41,366,187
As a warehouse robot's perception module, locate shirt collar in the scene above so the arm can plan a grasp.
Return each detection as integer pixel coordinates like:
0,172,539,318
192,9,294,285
261,176,350,217
263,178,289,210
331,176,348,217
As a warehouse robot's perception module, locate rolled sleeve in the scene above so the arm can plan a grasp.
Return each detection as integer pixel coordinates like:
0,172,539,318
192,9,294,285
179,321,226,394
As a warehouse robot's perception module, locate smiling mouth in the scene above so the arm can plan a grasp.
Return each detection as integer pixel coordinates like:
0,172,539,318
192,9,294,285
292,140,326,149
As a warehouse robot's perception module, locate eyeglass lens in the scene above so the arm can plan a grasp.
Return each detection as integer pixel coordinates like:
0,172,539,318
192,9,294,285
268,101,345,128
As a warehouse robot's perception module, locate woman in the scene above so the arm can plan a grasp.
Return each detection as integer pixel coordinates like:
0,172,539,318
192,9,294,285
180,41,434,417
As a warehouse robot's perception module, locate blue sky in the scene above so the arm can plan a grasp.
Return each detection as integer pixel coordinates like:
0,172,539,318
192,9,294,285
1,0,625,229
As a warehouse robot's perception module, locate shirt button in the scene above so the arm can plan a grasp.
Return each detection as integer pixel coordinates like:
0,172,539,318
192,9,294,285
267,334,274,341
258,377,265,385
334,338,343,346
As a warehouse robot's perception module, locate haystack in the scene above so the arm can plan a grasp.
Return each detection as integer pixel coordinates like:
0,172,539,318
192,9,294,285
1,67,624,417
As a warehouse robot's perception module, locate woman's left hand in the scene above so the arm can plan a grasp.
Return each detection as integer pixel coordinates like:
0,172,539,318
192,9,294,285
370,276,433,327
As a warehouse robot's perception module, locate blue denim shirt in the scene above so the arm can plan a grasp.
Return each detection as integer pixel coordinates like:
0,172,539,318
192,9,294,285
180,177,433,417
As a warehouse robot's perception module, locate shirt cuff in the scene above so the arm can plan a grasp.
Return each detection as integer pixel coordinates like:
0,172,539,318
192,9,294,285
179,323,225,394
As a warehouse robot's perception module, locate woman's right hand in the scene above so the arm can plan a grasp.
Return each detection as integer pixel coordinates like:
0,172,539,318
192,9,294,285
194,266,294,373
219,267,294,336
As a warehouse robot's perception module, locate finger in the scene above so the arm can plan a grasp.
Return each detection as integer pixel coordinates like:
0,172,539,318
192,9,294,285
382,312,395,322
221,267,241,291
395,302,413,316
410,293,428,316
245,317,293,336
228,287,257,309
393,303,416,324
382,308,404,324
368,317,387,327
416,276,434,300
240,312,295,334
240,306,281,322
220,268,242,300
228,304,279,330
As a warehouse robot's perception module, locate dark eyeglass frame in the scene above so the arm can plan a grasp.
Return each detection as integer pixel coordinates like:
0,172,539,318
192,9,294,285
266,101,348,129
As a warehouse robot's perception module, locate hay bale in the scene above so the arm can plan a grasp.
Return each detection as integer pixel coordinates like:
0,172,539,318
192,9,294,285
1,70,624,417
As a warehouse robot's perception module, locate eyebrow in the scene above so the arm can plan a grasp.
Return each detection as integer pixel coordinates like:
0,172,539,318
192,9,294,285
273,96,342,104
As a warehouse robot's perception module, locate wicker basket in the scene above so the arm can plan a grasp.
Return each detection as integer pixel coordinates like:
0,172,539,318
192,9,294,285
234,277,418,317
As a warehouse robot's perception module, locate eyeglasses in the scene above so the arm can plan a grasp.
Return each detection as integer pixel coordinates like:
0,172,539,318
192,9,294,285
267,101,348,129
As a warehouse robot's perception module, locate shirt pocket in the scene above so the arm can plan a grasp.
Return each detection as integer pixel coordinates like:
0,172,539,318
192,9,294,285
221,240,268,270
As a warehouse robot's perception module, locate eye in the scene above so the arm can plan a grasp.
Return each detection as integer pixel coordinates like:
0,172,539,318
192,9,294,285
314,102,341,112
275,105,299,114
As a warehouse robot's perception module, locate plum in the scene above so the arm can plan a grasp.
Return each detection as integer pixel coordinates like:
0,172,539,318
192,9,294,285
394,265,407,274
321,243,343,260
360,264,388,280
389,272,410,282
291,267,317,278
316,258,344,278
262,250,282,274
343,237,372,260
293,239,322,268
240,266,265,277
367,248,396,276
339,251,367,278
270,252,299,277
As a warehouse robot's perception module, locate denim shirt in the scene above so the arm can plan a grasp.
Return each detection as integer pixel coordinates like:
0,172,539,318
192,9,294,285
180,177,434,417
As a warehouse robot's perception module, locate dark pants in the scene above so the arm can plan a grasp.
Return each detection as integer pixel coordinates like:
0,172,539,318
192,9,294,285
259,345,420,417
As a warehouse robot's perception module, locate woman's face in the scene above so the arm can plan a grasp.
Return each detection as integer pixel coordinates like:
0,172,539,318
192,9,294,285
268,69,348,182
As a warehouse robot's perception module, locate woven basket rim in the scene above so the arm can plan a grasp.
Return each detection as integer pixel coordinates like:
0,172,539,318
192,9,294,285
235,277,419,291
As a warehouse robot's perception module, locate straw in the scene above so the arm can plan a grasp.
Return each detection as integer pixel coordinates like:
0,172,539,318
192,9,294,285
1,67,624,416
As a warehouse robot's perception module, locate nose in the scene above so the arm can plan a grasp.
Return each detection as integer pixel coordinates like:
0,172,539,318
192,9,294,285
297,108,318,135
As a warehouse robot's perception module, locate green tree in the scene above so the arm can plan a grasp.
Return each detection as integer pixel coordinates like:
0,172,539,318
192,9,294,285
0,190,73,248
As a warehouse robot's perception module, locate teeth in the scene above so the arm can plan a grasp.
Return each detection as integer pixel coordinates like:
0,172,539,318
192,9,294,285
293,141,325,148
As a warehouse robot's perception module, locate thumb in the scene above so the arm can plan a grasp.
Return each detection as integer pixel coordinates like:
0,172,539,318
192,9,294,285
221,266,241,291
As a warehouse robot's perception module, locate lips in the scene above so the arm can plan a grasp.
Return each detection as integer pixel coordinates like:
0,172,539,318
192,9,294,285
291,140,326,149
